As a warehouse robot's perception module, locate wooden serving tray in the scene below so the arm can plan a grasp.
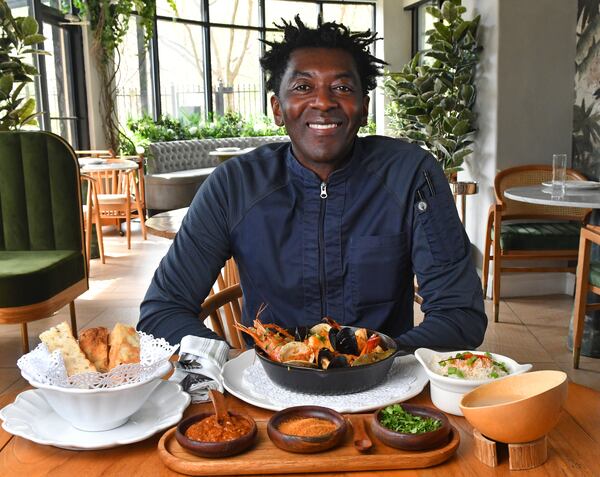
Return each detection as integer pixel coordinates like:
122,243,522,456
157,414,460,476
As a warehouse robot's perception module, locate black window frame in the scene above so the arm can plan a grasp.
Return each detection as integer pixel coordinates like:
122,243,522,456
149,0,377,120
405,0,441,58
29,0,90,148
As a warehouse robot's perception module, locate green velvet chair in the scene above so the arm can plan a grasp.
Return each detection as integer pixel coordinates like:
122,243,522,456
0,131,88,353
482,165,590,322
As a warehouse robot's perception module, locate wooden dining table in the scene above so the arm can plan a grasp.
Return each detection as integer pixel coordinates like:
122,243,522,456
1,378,599,476
145,207,189,240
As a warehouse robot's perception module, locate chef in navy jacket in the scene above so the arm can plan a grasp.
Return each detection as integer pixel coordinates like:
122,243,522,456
139,16,487,350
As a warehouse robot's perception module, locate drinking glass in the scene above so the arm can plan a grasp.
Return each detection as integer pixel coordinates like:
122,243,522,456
552,153,567,198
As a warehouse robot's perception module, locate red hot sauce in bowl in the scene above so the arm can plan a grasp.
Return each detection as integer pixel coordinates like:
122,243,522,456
185,414,253,442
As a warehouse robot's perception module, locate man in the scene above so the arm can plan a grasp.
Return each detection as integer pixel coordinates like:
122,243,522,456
138,16,487,349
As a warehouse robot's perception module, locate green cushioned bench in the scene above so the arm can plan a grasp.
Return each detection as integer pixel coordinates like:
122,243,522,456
498,222,582,251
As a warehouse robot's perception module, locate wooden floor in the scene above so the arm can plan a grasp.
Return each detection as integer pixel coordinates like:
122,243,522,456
1,227,599,397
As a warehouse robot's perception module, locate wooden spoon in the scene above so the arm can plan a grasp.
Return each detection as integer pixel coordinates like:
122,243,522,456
209,389,230,426
349,415,373,452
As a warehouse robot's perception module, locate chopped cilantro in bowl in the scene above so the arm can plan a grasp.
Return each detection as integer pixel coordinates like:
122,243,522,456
378,404,442,434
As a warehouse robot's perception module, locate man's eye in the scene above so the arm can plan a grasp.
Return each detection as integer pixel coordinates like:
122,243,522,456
334,85,352,92
293,84,310,91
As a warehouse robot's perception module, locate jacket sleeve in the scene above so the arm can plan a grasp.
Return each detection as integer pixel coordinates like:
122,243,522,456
396,155,487,349
137,166,232,345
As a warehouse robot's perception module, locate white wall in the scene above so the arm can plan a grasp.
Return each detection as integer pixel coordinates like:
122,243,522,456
465,0,578,296
375,0,413,133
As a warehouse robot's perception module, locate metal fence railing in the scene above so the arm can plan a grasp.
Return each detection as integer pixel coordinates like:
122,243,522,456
116,83,263,122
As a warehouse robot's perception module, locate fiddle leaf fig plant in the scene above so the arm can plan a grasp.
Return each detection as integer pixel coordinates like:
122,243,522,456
384,0,481,177
0,0,48,130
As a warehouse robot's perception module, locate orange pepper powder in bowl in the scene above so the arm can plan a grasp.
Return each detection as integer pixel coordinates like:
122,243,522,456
277,417,338,437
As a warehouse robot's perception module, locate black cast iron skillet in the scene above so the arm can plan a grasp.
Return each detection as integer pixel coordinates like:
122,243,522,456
254,326,420,395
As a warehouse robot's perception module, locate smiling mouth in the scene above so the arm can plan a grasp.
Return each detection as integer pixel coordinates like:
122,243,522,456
307,122,341,130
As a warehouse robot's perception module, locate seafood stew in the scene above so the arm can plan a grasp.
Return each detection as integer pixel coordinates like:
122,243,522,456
248,322,402,394
235,317,395,370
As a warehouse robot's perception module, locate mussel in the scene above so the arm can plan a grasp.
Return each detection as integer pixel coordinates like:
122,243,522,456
317,348,349,369
329,326,359,356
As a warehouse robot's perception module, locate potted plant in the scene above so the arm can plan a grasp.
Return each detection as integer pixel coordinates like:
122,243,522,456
384,0,481,179
0,0,47,130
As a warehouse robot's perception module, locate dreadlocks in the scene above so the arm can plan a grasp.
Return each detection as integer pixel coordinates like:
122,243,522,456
260,15,387,96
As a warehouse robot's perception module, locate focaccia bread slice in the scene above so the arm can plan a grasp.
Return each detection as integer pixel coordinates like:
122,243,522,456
39,322,97,376
108,323,140,370
78,327,110,373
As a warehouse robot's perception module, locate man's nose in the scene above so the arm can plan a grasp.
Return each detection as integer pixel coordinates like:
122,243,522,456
311,87,337,110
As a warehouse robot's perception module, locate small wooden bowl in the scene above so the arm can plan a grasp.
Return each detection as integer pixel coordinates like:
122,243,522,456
370,404,451,451
267,405,347,453
175,412,257,458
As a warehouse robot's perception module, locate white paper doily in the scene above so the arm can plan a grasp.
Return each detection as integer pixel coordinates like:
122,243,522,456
232,352,428,413
17,332,178,389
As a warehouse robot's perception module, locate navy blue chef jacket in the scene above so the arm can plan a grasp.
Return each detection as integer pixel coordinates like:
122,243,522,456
138,136,487,348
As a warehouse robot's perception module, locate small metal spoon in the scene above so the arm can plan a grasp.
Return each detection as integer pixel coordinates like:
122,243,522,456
209,389,231,426
349,415,373,452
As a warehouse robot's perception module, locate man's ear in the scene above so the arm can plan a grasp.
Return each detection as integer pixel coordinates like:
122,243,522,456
361,95,370,126
271,95,284,126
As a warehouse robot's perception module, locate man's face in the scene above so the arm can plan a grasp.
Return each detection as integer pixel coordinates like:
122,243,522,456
271,48,369,175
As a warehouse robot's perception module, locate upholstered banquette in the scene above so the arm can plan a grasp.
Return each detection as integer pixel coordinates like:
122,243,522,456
144,136,289,213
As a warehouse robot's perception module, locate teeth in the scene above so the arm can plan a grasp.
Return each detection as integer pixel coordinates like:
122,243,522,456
308,123,338,129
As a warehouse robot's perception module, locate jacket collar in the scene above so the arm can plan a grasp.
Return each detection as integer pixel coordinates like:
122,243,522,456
285,138,363,185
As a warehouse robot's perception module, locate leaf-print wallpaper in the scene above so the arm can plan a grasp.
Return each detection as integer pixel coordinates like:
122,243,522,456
574,0,600,180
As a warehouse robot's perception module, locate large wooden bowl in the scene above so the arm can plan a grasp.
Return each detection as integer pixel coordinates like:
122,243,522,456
459,370,568,443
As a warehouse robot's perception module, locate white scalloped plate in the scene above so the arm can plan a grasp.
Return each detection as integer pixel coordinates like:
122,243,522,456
222,349,428,413
0,381,190,450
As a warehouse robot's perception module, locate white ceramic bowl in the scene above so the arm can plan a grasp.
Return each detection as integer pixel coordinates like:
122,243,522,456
22,361,172,431
414,348,532,416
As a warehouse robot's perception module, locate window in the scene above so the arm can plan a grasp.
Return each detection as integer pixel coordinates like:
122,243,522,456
407,0,439,58
7,0,88,148
156,19,205,119
116,16,154,123
210,27,262,117
265,1,318,28
135,0,377,122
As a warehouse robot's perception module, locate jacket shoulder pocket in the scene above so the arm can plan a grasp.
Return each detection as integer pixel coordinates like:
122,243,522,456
415,193,467,264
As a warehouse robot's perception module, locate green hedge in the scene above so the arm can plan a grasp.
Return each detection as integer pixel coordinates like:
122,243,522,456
120,112,287,155
121,112,377,155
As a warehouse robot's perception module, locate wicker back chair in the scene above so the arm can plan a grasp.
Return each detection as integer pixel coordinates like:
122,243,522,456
482,165,590,322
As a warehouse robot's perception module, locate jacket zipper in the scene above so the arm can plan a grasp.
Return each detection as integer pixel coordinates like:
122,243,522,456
319,181,328,317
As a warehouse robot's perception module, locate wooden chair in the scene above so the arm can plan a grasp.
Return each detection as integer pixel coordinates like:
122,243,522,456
572,224,600,368
0,131,88,353
81,174,105,269
199,284,245,349
90,168,147,249
482,165,590,322
214,258,240,292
